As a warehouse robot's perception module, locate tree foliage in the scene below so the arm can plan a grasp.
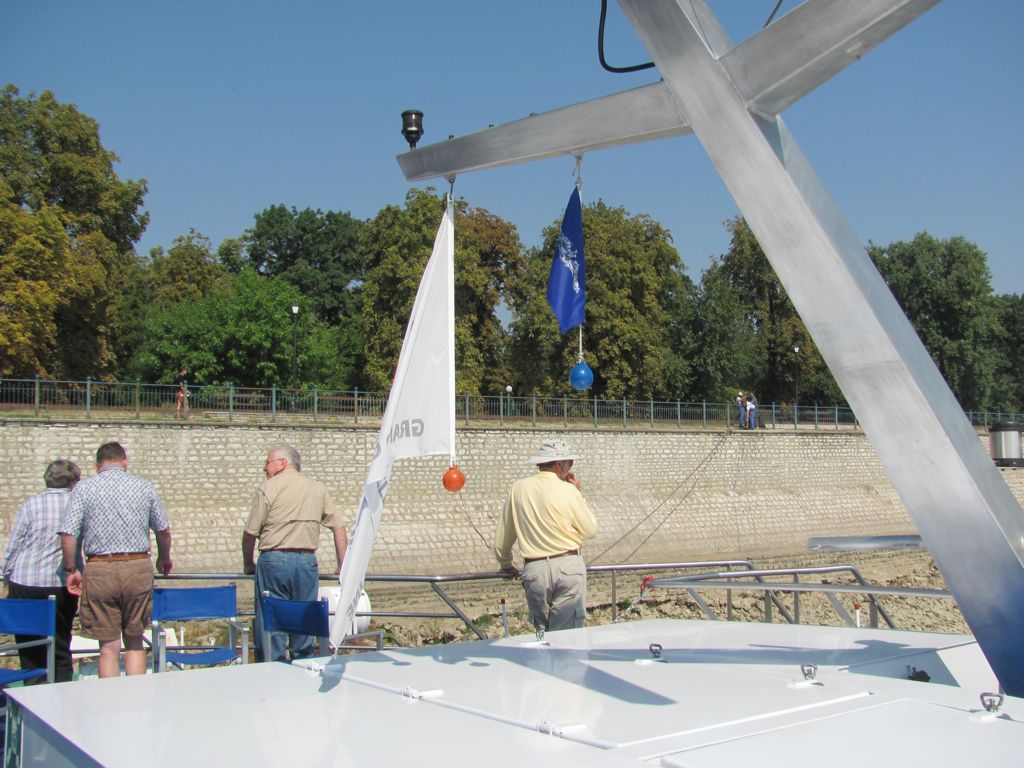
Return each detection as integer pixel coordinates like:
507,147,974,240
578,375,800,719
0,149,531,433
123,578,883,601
246,204,366,326
359,188,525,395
869,233,999,411
0,84,148,378
507,200,691,399
713,217,838,405
128,269,354,389
149,230,227,307
0,201,71,376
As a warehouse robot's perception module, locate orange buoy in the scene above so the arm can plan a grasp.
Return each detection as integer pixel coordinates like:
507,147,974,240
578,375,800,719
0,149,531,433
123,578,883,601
443,466,465,492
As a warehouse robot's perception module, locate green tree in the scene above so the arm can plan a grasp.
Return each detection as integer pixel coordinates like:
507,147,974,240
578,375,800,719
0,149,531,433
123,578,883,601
689,258,757,401
507,200,692,399
714,217,837,405
0,84,148,378
129,269,354,389
149,229,226,307
359,188,525,395
246,204,366,325
0,200,71,376
869,233,999,411
990,293,1024,413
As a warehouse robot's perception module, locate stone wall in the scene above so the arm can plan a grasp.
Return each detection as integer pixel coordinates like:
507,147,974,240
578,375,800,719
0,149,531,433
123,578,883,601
2,420,1021,575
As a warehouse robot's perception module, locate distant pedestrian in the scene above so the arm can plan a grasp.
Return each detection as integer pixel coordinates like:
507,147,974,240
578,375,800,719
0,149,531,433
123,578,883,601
59,442,173,678
495,439,597,632
3,459,82,683
747,392,758,429
174,368,189,420
736,392,747,428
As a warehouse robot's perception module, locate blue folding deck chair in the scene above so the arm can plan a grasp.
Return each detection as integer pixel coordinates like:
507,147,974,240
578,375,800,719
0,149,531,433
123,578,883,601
260,592,383,661
0,595,57,687
259,593,331,661
150,586,248,672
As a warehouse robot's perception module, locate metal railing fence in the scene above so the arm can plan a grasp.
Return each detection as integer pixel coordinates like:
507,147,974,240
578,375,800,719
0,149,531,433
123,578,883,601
1,377,1019,431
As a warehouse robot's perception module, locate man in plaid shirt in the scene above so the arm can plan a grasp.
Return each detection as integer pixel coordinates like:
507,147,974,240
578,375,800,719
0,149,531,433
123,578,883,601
3,459,82,683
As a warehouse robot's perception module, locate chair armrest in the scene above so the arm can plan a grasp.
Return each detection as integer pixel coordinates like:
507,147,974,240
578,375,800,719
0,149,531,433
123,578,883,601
228,619,249,664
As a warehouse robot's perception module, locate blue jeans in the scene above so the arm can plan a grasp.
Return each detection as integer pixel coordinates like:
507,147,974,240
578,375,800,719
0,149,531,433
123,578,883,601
254,550,319,662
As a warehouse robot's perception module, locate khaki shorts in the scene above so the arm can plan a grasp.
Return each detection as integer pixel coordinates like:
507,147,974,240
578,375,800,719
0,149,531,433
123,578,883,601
80,557,154,641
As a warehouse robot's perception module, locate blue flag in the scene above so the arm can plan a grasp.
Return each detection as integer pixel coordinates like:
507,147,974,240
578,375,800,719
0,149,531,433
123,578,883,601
547,186,586,334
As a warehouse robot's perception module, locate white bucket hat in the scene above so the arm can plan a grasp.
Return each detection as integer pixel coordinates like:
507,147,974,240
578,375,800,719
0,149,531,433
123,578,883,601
527,439,580,465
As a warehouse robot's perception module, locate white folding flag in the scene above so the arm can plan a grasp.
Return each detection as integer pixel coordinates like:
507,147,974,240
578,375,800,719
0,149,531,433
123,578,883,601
329,200,456,647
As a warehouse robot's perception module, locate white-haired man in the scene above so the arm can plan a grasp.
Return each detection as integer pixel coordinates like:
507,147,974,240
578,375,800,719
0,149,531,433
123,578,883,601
495,439,597,632
242,445,347,661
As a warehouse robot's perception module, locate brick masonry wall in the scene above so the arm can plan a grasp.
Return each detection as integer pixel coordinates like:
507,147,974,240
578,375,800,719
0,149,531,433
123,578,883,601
2,421,1021,576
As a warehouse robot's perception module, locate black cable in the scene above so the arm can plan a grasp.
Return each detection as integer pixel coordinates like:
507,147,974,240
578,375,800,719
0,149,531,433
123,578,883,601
598,0,655,73
763,0,785,28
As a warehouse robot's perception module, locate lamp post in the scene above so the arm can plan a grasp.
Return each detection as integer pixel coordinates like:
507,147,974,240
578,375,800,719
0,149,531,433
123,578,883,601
290,306,299,398
505,385,513,421
793,345,801,427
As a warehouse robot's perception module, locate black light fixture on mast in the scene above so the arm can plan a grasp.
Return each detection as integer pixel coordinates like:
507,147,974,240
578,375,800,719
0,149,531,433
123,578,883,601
401,109,424,150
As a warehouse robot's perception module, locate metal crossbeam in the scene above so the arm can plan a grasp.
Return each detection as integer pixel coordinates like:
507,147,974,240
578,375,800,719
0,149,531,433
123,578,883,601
396,0,1024,696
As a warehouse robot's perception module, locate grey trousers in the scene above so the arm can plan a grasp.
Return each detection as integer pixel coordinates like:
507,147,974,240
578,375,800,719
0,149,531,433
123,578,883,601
521,554,586,631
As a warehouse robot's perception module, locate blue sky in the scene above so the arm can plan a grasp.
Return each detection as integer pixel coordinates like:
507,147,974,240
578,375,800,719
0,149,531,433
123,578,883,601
3,1,1021,294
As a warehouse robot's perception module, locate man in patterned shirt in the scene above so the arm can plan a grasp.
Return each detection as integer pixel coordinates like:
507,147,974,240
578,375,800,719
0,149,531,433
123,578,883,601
3,459,82,683
59,442,173,678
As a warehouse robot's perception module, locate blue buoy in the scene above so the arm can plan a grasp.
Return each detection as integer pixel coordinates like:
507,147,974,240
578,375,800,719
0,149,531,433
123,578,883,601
569,361,594,390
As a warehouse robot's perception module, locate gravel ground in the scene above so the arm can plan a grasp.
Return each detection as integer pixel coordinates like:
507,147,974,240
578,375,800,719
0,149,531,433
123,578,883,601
366,549,968,647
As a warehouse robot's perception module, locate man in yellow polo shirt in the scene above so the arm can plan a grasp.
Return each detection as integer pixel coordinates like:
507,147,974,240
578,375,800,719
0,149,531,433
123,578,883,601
495,439,597,632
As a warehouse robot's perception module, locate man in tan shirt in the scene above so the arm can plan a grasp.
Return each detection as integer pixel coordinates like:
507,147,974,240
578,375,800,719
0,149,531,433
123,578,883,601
242,445,347,661
495,439,597,632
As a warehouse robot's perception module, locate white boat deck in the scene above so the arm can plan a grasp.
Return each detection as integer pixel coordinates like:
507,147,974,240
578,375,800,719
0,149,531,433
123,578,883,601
7,619,1021,766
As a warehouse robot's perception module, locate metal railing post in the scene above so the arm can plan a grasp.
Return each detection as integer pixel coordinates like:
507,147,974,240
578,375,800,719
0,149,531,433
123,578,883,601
135,379,141,419
650,397,654,429
313,387,319,421
814,404,819,430
611,572,618,622
563,395,567,427
353,387,359,424
531,394,537,427
229,383,234,422
593,394,598,429
794,403,798,429
86,377,92,419
677,399,681,427
464,392,470,425
271,384,277,421
499,391,504,426
34,376,40,417
702,400,707,429
622,396,627,428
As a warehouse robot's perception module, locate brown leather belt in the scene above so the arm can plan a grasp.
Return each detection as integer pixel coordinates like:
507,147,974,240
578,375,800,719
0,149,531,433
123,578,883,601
87,552,149,563
267,548,315,554
524,549,580,564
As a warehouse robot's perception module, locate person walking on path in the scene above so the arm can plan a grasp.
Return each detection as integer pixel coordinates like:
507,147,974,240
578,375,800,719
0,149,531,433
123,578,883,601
174,368,189,420
495,439,598,633
747,392,758,430
3,459,82,683
242,445,348,662
59,442,173,678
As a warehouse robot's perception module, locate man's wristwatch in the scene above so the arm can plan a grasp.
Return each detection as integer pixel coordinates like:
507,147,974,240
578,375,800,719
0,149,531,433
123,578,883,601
63,566,76,573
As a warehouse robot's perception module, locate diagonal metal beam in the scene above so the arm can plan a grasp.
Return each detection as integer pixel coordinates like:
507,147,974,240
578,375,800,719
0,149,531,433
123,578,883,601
723,0,941,117
619,0,1024,696
397,82,689,182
